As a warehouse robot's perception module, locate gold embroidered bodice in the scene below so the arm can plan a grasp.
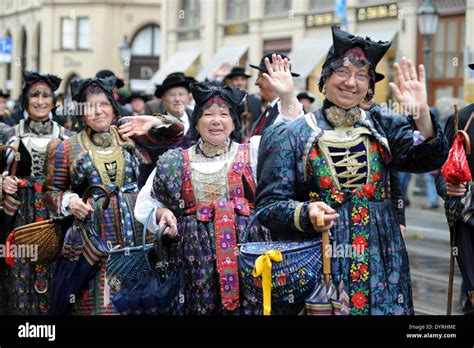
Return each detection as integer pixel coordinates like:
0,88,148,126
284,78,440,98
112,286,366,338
318,126,372,190
80,127,125,188
187,141,239,204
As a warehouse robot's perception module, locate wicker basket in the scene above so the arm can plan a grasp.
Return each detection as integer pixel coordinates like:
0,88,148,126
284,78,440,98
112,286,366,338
239,239,322,307
13,217,66,263
238,204,323,313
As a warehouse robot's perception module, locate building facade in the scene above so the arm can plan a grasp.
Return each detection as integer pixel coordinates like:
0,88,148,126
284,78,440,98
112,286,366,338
0,0,161,98
0,0,472,106
158,0,472,105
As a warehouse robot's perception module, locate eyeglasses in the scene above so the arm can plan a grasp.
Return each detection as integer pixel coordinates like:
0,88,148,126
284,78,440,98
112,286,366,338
28,91,52,99
334,68,370,82
83,102,113,113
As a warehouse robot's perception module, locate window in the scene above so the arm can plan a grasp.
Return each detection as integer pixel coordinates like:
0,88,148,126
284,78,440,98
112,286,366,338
423,15,465,103
61,18,74,50
61,17,90,51
225,0,249,35
179,0,200,27
431,16,465,79
264,0,290,16
132,26,160,56
226,0,249,20
263,38,292,56
309,0,335,11
130,25,161,80
177,0,200,41
77,18,90,50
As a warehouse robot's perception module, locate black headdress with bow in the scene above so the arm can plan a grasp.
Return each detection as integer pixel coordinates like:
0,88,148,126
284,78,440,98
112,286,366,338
189,82,245,142
70,76,121,117
318,25,392,96
21,70,62,112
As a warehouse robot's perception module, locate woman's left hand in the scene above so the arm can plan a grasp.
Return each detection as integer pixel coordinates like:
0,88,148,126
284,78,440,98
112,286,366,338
389,56,434,138
389,56,429,118
117,115,161,138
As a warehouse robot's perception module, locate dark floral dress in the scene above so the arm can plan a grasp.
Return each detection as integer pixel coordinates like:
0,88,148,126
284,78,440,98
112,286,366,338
45,127,148,315
0,119,72,315
256,105,449,315
152,142,270,315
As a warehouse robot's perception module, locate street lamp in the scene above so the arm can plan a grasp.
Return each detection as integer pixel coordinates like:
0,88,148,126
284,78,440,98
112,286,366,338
118,35,131,90
417,0,439,81
413,0,439,197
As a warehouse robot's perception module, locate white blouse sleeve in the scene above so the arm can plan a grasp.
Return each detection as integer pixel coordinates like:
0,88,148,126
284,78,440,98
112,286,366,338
274,100,304,124
249,136,261,180
134,167,164,231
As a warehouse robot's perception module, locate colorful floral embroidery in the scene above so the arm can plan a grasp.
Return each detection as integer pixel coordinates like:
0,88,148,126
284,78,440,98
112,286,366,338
308,137,386,315
351,290,368,310
320,176,333,189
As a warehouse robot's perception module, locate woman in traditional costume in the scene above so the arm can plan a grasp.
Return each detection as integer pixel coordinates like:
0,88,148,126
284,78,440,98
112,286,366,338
1,71,73,315
134,55,302,314
256,25,449,315
44,76,182,314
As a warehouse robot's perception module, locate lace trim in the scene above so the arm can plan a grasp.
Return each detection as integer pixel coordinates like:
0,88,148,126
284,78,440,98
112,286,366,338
189,141,239,164
197,138,231,158
26,119,53,135
324,105,364,127
85,127,115,148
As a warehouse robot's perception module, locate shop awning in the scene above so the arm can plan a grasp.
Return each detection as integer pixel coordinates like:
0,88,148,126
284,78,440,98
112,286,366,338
289,36,333,90
150,49,201,85
354,28,398,44
196,44,249,81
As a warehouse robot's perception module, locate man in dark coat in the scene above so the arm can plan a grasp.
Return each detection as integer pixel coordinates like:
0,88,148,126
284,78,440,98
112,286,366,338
138,72,193,188
126,91,151,116
249,51,300,136
224,66,261,142
436,63,474,313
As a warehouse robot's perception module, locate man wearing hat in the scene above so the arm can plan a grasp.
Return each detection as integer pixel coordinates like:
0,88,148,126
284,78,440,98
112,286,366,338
249,51,300,136
0,89,13,126
224,66,261,142
126,91,151,116
436,62,474,314
296,91,316,113
139,72,193,188
152,72,193,134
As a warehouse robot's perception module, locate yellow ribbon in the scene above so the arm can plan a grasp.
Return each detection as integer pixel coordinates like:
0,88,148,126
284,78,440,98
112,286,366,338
252,250,283,315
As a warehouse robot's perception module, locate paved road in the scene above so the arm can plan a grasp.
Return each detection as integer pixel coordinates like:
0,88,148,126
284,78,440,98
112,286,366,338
404,195,464,315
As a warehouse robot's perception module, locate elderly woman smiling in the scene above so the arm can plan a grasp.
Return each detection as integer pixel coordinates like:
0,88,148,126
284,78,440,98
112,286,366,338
256,25,449,315
44,76,183,315
0,71,72,315
134,55,302,315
